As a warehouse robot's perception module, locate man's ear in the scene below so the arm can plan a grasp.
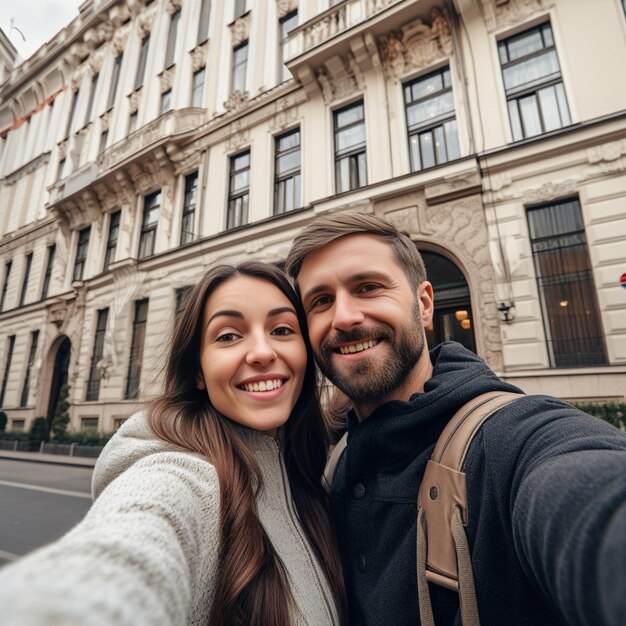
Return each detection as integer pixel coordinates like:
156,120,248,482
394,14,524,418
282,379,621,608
417,281,434,327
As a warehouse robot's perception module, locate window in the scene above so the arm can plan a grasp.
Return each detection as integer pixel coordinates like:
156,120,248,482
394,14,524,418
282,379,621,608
334,101,367,193
499,23,570,141
128,111,138,134
57,158,67,181
234,0,247,19
232,42,248,92
278,11,298,82
274,128,301,214
107,55,123,111
113,417,127,430
73,227,91,282
65,89,79,138
191,68,206,107
164,10,181,68
175,285,192,315
404,67,460,171
134,35,150,90
139,191,160,259
11,419,25,431
20,330,39,407
227,151,250,229
80,417,99,431
181,172,198,244
86,308,109,401
0,335,15,407
98,130,109,157
19,253,33,307
125,298,149,399
527,198,607,367
0,260,12,311
41,244,56,299
160,90,172,115
103,211,120,271
197,0,211,44
84,73,99,126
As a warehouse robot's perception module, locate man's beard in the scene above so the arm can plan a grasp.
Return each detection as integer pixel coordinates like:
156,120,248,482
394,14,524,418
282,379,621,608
316,302,425,405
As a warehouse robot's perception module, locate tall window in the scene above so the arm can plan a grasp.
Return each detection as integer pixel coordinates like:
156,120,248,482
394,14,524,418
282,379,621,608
128,111,138,134
125,299,149,399
98,130,109,157
160,90,172,115
164,10,181,68
84,73,99,126
227,151,250,229
134,35,150,90
107,54,123,111
527,198,607,367
86,309,109,401
57,158,67,181
0,260,12,311
197,0,211,44
65,89,79,138
20,330,39,407
274,128,301,214
181,172,198,244
278,11,298,82
139,191,161,259
0,335,15,407
103,210,121,271
234,0,247,19
404,67,460,171
232,42,248,92
41,245,56,299
499,22,570,141
19,253,33,307
73,227,90,282
334,100,367,193
191,68,206,107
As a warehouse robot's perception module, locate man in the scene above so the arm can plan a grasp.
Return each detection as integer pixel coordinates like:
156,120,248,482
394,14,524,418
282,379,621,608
285,212,626,626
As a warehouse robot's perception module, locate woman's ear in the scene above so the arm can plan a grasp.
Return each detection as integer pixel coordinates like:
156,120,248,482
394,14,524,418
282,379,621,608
196,375,206,390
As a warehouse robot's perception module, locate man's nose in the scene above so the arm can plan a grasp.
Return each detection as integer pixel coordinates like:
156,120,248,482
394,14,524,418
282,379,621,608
331,294,365,331
246,333,277,366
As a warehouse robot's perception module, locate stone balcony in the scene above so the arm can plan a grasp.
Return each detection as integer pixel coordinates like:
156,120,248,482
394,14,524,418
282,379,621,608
285,0,443,96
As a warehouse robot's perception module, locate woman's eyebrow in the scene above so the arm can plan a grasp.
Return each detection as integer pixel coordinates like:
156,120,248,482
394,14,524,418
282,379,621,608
207,310,243,325
267,306,297,318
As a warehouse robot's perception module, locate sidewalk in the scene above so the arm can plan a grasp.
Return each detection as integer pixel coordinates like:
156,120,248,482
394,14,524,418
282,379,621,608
0,450,97,468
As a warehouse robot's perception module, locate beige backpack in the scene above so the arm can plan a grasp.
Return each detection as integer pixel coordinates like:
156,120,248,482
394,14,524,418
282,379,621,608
323,391,522,626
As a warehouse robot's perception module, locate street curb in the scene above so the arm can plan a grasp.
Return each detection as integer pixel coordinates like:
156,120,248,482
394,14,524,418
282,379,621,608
0,451,97,468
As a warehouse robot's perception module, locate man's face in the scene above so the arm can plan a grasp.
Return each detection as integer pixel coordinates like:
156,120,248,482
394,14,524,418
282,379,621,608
297,234,434,415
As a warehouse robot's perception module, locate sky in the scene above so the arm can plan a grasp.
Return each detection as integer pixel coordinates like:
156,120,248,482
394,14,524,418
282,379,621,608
2,0,83,63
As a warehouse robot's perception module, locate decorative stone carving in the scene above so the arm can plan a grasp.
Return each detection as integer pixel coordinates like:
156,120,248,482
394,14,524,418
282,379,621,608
304,5,346,49
88,52,103,76
227,120,250,151
522,179,577,203
481,0,549,32
269,96,299,131
316,53,364,104
379,9,453,81
276,0,298,19
165,0,182,14
160,68,174,93
224,89,250,112
137,13,154,39
366,0,396,17
100,111,110,132
67,42,89,67
128,89,141,114
109,3,131,27
587,140,626,174
425,168,481,204
191,42,208,72
230,14,251,47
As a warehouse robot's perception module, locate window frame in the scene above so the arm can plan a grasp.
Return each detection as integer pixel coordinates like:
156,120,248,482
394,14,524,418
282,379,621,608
197,0,211,45
19,252,33,307
333,100,367,193
86,308,109,401
103,210,121,271
273,127,301,215
191,67,206,107
0,335,16,407
107,54,123,111
20,330,39,407
164,10,181,69
181,171,199,245
73,226,91,282
41,244,56,299
278,10,298,82
138,191,161,260
231,42,248,93
134,35,150,91
125,298,149,399
227,150,250,230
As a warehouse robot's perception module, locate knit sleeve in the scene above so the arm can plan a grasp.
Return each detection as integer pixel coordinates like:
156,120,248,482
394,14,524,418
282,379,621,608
0,451,221,626
509,399,626,626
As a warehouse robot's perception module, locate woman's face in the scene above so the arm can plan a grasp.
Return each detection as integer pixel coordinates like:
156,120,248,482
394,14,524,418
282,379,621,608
199,275,307,437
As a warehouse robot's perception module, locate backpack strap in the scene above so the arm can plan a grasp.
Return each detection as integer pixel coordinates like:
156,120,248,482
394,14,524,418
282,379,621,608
416,391,523,626
322,432,348,493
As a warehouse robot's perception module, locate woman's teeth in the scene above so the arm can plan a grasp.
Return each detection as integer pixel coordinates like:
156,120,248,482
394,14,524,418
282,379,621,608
241,379,284,392
338,339,378,355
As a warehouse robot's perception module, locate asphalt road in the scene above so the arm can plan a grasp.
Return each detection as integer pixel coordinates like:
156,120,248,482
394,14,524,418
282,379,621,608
0,459,93,567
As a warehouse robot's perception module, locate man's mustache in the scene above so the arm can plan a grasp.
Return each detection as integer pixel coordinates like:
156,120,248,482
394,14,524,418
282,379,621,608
320,325,393,355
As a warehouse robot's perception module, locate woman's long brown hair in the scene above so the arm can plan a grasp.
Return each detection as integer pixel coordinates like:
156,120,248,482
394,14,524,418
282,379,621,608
147,261,346,626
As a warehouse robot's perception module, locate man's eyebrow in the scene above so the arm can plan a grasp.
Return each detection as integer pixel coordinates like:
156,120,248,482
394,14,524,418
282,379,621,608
301,271,393,303
301,284,331,304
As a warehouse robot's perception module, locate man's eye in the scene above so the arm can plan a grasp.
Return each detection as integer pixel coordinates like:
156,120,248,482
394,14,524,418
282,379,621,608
310,295,332,309
272,325,296,337
358,283,380,293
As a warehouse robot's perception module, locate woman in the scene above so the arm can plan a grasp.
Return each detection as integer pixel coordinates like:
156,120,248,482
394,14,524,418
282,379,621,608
0,261,346,626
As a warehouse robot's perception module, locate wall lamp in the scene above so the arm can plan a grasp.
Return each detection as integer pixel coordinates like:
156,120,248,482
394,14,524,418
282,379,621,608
497,301,515,323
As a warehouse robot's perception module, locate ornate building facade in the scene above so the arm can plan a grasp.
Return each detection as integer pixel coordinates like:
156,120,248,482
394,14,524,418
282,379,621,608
0,0,625,433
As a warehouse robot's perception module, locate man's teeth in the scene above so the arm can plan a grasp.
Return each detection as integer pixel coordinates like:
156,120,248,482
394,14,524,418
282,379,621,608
338,340,378,355
241,379,284,392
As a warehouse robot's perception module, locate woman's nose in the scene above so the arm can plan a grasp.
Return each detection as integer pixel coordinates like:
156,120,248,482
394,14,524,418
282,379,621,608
245,334,277,365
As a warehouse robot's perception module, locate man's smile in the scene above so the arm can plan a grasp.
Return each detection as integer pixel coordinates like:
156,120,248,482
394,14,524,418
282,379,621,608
336,339,380,355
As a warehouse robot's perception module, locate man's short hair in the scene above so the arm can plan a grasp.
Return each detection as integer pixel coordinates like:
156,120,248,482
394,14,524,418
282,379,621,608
286,212,427,290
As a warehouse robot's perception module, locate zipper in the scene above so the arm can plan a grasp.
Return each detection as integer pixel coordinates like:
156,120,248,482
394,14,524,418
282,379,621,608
273,440,337,626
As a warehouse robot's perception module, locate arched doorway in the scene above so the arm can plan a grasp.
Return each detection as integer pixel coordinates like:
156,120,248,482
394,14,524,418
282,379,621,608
46,337,71,433
421,251,476,353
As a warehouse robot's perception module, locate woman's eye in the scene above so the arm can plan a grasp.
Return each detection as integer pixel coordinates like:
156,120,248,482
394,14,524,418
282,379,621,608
272,325,296,337
216,332,239,343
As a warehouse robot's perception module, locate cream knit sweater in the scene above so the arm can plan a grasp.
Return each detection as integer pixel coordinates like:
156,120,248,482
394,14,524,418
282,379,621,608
0,412,340,626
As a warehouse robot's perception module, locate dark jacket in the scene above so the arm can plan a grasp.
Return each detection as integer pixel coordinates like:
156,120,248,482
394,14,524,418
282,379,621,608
330,342,626,626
